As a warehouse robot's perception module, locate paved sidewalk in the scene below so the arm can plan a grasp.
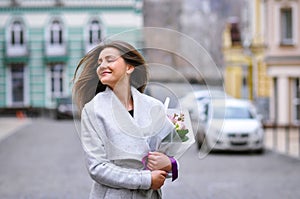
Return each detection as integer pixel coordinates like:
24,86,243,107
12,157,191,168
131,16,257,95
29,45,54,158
265,127,300,158
0,117,32,142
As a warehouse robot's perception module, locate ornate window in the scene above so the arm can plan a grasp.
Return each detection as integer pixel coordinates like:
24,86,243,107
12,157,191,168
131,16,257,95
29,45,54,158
85,18,104,53
45,18,67,56
11,21,24,45
89,20,101,44
50,20,63,45
6,19,28,57
230,22,241,46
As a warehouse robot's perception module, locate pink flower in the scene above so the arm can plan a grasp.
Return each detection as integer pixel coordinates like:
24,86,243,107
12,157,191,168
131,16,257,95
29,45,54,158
168,112,189,142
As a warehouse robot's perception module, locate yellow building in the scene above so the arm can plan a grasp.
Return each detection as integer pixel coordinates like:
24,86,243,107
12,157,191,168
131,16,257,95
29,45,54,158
223,19,253,100
222,0,271,121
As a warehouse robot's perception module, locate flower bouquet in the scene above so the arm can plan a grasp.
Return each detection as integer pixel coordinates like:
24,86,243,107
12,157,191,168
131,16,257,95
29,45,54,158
164,108,194,144
156,97,195,159
168,113,189,142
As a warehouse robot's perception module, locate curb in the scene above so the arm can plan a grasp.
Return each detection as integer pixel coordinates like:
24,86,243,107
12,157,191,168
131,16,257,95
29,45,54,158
0,117,32,142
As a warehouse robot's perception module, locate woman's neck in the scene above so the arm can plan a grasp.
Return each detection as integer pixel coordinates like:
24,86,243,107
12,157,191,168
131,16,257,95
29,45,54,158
113,84,133,111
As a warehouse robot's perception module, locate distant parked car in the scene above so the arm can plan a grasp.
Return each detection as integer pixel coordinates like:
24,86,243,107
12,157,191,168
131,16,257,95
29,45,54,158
179,89,231,121
198,98,264,153
55,97,77,119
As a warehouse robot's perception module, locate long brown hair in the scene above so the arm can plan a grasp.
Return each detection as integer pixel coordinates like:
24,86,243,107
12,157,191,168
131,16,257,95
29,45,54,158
72,40,148,114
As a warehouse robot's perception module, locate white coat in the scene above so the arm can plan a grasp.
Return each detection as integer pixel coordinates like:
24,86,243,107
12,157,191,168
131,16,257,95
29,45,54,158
80,86,177,199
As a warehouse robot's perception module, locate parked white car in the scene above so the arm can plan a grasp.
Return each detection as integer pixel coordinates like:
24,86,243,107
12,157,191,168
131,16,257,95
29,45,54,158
200,98,264,153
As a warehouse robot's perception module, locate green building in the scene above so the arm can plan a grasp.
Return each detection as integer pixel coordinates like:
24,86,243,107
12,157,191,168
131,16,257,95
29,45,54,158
0,0,142,116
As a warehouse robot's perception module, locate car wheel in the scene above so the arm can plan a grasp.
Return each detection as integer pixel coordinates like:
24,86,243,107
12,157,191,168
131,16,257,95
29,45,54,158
254,147,264,154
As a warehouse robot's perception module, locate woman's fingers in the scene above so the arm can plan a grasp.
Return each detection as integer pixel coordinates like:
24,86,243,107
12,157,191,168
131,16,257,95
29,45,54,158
147,151,171,171
150,170,168,190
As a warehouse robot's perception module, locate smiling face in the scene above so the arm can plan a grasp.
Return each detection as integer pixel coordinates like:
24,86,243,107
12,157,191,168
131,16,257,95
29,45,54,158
96,47,134,90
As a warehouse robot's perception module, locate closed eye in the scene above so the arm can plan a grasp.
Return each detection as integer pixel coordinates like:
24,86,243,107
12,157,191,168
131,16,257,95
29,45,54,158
107,58,116,62
97,56,118,65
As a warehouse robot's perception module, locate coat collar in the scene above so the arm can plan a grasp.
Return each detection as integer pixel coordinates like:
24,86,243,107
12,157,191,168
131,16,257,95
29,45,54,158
97,86,168,137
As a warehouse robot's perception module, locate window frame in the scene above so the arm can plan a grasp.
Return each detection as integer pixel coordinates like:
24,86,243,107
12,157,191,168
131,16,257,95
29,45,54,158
6,63,29,107
280,7,293,45
6,18,28,57
48,63,65,99
50,20,63,45
292,78,300,124
85,17,105,53
45,17,67,56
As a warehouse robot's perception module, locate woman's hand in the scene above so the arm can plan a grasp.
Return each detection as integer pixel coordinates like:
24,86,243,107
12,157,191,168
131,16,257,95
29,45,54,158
150,170,167,190
147,151,172,172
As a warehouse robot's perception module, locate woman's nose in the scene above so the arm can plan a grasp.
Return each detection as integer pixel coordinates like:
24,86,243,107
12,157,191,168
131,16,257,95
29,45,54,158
98,61,108,69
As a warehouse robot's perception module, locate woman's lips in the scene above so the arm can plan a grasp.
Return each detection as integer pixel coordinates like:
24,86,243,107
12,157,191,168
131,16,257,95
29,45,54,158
101,71,111,75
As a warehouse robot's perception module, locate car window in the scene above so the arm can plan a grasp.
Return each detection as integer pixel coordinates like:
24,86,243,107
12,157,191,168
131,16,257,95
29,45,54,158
213,106,254,119
196,96,206,101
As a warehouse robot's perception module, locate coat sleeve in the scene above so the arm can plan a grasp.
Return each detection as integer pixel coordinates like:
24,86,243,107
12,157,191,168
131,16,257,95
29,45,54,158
80,106,152,190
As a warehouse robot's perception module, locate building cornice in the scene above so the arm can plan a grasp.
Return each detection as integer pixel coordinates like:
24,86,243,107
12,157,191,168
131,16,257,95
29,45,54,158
0,6,140,12
265,55,300,65
0,0,142,13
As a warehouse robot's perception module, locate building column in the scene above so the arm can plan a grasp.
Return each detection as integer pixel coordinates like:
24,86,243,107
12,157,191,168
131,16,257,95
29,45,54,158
276,76,289,125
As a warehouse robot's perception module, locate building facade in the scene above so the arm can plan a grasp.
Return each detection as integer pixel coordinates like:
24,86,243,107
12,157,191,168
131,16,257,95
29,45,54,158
264,0,300,125
0,0,142,116
223,0,300,125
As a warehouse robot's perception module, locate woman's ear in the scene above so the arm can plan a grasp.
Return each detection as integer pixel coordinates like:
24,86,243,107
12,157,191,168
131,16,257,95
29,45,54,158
127,65,135,74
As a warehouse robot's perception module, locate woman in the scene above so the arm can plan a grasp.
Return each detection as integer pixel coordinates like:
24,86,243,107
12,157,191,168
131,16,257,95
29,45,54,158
73,40,179,199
